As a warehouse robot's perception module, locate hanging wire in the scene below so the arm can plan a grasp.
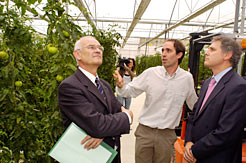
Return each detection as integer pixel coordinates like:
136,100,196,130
200,8,214,31
93,0,97,26
240,0,246,34
144,24,153,56
168,0,178,27
184,0,192,12
218,4,220,24
133,0,138,18
165,0,178,39
83,0,95,21
192,0,200,12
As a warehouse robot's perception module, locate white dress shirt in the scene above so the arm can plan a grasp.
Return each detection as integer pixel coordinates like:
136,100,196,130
117,66,197,129
79,67,97,86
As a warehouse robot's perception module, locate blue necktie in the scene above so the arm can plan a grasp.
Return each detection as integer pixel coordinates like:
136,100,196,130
95,77,104,95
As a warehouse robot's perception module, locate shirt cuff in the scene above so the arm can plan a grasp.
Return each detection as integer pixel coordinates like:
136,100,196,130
117,84,127,96
124,112,132,124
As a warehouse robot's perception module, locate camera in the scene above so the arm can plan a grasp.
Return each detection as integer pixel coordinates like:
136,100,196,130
117,58,130,71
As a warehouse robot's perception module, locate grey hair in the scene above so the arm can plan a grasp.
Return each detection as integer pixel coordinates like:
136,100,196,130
74,39,83,51
212,35,242,68
74,38,83,65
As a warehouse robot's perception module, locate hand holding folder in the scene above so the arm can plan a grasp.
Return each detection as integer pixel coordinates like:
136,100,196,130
81,135,103,151
49,122,117,163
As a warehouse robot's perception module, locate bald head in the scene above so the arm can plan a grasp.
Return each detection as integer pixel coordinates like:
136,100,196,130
74,36,99,51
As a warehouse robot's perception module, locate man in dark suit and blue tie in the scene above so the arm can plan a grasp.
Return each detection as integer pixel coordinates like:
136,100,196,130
184,35,246,163
58,36,133,163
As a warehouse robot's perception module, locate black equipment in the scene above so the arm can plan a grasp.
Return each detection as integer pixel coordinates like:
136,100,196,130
117,58,130,71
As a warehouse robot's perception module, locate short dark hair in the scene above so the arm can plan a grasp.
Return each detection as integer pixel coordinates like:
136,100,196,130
212,35,242,68
166,39,186,65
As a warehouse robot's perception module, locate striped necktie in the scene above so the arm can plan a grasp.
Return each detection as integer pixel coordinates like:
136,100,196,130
95,77,104,95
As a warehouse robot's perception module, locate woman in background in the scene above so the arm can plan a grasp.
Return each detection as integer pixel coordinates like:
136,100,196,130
116,58,136,109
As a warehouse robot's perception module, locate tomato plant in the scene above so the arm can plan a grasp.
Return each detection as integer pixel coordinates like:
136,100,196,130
0,0,122,162
135,53,162,75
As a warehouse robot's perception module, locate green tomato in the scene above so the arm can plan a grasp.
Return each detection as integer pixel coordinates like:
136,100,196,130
48,47,58,54
62,30,70,37
56,75,64,82
0,51,9,60
47,44,52,49
15,81,23,87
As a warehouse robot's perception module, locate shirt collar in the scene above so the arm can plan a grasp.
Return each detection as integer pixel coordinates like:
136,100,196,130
163,66,180,78
78,66,98,86
213,67,232,84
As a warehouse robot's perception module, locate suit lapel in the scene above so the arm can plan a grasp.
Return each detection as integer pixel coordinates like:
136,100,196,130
196,83,224,117
194,78,210,116
74,69,108,108
195,69,234,120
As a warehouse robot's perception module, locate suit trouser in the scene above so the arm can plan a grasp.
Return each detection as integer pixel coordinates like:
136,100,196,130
112,147,121,163
112,138,121,163
135,123,177,163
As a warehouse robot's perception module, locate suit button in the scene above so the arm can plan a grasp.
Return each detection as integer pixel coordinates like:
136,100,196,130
112,137,115,140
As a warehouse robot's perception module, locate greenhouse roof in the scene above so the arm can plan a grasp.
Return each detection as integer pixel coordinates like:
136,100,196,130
10,0,246,57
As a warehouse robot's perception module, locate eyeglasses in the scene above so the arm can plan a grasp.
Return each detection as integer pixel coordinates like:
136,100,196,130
84,45,104,52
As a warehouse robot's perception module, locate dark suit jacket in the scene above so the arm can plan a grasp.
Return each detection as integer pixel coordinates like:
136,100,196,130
185,69,246,163
58,69,130,163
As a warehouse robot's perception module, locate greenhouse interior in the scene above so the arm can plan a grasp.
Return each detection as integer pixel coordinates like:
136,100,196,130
1,0,246,162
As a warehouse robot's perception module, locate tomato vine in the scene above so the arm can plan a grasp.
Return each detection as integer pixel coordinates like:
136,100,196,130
0,0,122,162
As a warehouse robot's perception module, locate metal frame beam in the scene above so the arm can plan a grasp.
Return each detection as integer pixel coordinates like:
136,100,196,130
122,0,151,47
138,0,226,48
74,0,97,31
30,16,234,29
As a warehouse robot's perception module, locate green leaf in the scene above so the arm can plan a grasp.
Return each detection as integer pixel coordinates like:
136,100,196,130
0,89,9,102
27,0,38,5
16,117,21,124
51,111,59,119
61,23,70,32
49,65,59,73
21,5,27,16
0,5,4,15
30,8,38,17
57,23,65,40
66,63,77,71
47,14,55,22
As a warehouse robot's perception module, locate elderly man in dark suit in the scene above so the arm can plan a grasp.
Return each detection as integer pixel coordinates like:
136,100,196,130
184,35,246,163
58,36,133,163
